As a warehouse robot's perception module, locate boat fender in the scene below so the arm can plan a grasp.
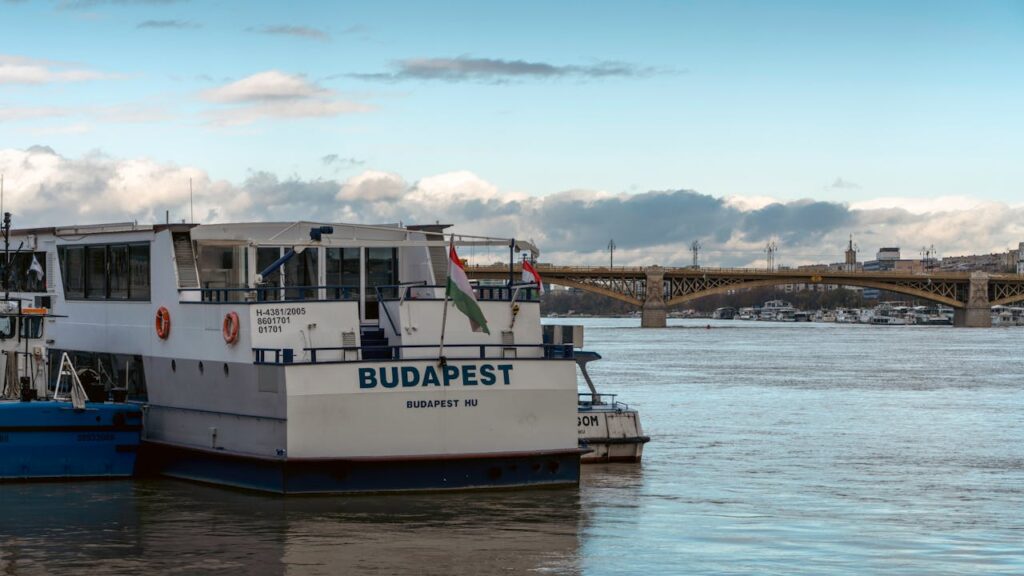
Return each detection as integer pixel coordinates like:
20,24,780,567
222,311,240,345
155,306,171,339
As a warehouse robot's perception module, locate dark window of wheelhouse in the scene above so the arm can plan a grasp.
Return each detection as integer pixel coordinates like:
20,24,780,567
109,245,129,300
1,252,48,293
326,247,359,300
256,247,281,301
61,246,85,299
128,243,150,300
285,247,318,300
365,247,398,320
0,317,14,339
58,242,150,301
85,245,107,299
20,316,43,339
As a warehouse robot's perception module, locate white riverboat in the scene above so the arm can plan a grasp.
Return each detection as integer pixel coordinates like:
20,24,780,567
5,221,584,493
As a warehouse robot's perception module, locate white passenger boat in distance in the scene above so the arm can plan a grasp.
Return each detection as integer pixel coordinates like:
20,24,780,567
7,221,584,493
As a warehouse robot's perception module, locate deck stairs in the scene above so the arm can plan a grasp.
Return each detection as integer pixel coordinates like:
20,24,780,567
172,232,200,289
360,327,393,360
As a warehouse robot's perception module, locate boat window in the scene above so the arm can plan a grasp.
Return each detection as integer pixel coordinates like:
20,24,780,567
85,245,107,299
256,247,282,300
59,246,86,299
196,244,247,297
365,247,398,319
58,242,150,301
128,243,150,301
326,247,359,300
0,317,13,339
19,316,43,339
1,252,48,293
109,245,129,300
285,247,318,300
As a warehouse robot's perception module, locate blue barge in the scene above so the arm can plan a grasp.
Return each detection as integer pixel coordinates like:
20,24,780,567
0,401,142,480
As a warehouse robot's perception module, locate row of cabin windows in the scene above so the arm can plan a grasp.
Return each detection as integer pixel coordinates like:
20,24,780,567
58,243,150,301
252,247,396,287
0,252,48,293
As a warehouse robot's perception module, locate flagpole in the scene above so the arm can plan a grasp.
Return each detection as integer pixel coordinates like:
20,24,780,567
437,234,452,365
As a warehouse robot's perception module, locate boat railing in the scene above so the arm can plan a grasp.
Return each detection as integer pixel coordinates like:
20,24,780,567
180,285,360,303
578,392,630,411
376,283,540,303
252,343,575,365
374,282,541,339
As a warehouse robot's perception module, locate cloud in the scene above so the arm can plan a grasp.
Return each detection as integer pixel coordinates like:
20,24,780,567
351,56,659,83
0,147,248,225
201,70,371,126
247,25,329,41
3,146,1023,267
203,70,324,102
321,154,364,168
0,54,116,84
137,19,200,29
849,196,988,215
829,177,861,190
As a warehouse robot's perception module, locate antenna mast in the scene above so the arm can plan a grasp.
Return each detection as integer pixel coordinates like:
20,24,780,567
189,177,194,223
690,240,702,268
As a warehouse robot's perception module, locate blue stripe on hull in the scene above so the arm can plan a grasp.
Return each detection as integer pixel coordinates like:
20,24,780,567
139,441,582,494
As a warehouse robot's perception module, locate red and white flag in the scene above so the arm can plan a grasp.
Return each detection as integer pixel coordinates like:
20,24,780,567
521,260,544,294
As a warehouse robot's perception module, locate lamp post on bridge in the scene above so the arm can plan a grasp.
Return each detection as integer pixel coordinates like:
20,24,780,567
607,239,616,269
765,240,778,272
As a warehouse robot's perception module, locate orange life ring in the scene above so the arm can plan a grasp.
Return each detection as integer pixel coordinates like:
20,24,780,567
222,311,240,344
155,306,171,339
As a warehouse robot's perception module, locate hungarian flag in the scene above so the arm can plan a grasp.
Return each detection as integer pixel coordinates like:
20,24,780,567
446,243,490,334
522,260,544,294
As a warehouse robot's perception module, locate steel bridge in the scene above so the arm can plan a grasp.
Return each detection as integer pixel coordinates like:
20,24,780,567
466,265,1024,328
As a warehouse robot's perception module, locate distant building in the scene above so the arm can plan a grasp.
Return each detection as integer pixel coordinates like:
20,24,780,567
1018,243,1024,274
939,252,1015,273
877,247,900,261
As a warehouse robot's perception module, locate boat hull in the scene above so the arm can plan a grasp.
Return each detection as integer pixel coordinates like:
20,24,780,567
139,440,583,494
0,401,142,480
578,407,650,464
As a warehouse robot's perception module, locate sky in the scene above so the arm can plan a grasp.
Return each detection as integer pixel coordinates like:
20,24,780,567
1,0,1022,267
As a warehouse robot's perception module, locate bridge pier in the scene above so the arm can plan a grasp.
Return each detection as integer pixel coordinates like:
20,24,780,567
641,266,667,328
954,272,992,328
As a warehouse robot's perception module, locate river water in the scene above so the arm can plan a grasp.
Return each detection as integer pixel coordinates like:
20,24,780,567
1,319,1021,575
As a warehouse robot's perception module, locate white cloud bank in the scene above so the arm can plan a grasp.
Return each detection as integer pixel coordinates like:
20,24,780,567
201,70,371,126
0,54,116,84
2,146,1022,267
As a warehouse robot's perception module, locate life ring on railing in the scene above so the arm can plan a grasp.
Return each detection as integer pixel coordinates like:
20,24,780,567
222,311,240,345
154,306,171,339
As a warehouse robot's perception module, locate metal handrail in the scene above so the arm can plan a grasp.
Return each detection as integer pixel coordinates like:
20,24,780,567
253,342,575,365
578,392,629,411
377,283,540,303
180,285,359,302
374,282,427,336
